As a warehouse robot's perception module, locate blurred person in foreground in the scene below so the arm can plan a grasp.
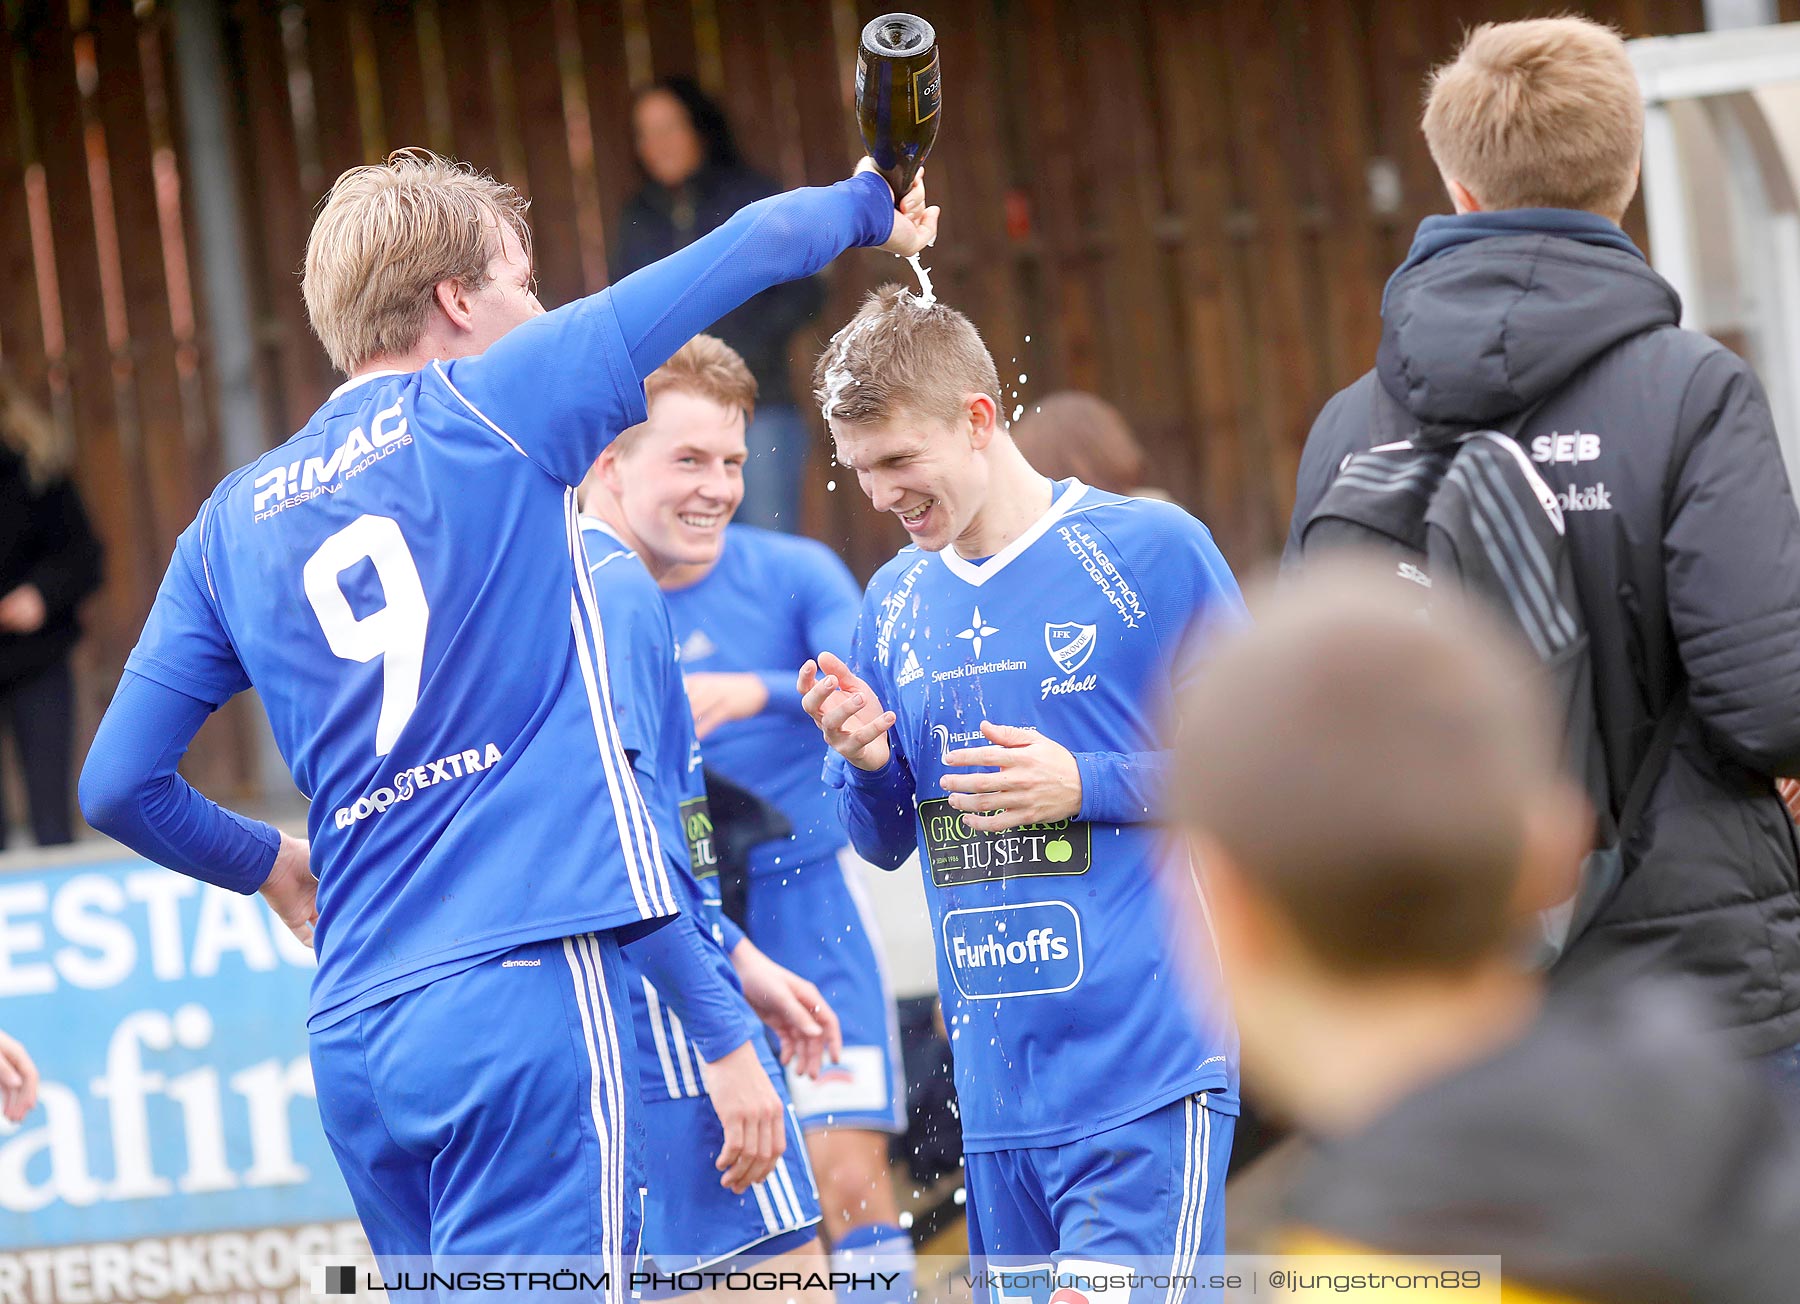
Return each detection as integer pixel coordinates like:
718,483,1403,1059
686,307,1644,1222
1169,565,1800,1303
1284,17,1800,1097
0,373,103,849
614,77,827,535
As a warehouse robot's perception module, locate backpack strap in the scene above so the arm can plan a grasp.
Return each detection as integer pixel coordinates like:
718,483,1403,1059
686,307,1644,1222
1614,684,1688,850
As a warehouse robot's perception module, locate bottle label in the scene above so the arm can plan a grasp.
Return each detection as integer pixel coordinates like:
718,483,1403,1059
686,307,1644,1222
913,52,941,125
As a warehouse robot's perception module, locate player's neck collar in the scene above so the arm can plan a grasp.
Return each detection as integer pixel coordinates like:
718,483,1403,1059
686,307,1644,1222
939,479,1087,588
330,368,411,400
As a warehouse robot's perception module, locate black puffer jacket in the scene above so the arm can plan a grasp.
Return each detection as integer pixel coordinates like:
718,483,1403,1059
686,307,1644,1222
1286,225,1800,1055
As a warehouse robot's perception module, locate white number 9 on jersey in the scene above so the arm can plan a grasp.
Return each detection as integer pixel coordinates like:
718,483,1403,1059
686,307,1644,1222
303,514,430,756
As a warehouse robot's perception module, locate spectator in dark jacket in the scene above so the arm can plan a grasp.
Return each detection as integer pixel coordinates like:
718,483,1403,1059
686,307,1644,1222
612,77,827,534
1284,18,1800,1094
0,373,103,848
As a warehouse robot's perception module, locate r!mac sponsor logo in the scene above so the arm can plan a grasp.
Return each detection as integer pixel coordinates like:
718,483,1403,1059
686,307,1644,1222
942,900,1084,1000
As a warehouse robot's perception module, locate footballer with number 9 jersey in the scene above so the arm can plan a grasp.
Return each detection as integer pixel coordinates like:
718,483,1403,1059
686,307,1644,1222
799,286,1242,1282
78,151,937,1271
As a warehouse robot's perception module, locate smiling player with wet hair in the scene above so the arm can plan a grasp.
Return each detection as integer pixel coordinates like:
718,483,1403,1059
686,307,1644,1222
798,285,1246,1283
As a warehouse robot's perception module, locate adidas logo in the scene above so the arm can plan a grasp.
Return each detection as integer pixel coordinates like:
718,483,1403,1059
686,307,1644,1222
679,629,718,663
897,644,924,686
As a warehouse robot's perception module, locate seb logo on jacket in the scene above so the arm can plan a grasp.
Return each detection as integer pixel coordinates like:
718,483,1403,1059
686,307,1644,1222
1530,431,1613,512
1530,431,1601,464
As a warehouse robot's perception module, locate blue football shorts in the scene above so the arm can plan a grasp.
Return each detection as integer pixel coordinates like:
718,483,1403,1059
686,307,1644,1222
639,1080,822,1274
310,933,643,1267
964,1092,1233,1303
744,847,906,1132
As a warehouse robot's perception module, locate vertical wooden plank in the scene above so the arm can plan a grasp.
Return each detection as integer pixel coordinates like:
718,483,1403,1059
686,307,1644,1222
0,1,48,388
505,4,584,305
1063,0,1188,496
1147,0,1259,551
433,0,501,173
367,0,429,153
230,0,334,435
1295,0,1383,397
1219,0,1319,553
550,0,609,291
92,0,196,557
645,0,699,79
302,0,368,182
573,0,637,274
1016,0,1102,398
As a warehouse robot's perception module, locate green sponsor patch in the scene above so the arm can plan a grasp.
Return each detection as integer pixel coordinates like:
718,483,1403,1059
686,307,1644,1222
917,797,1091,887
681,794,717,880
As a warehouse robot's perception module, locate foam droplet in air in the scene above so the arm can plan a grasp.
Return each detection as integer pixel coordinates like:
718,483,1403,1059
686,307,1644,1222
1012,405,1024,422
1018,373,1028,384
827,480,837,492
905,253,936,305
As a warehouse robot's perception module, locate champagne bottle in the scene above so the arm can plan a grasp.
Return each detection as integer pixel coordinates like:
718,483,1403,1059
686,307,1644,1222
855,13,940,205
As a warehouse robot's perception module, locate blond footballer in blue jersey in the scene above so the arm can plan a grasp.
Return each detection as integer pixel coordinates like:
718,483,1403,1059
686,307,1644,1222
799,287,1242,1292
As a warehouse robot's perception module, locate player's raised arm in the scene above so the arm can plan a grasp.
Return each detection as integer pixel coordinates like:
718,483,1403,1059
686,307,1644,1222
443,164,938,486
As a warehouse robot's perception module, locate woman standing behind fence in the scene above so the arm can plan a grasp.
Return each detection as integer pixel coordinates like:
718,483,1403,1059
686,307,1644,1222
0,374,102,848
612,77,827,534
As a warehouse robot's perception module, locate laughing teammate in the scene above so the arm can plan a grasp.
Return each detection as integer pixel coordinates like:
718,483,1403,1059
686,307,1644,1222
78,152,936,1270
578,337,840,1287
799,287,1243,1278
583,329,912,1292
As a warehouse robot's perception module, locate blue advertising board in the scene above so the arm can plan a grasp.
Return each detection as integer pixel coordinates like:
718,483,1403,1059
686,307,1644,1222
0,851,368,1302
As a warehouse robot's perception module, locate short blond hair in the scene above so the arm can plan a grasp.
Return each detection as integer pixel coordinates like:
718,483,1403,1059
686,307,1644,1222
810,285,1000,428
302,149,531,375
1422,17,1642,220
610,334,758,456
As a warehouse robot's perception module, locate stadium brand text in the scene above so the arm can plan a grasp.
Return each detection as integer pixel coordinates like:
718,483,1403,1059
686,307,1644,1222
875,558,930,668
252,400,412,521
333,742,503,829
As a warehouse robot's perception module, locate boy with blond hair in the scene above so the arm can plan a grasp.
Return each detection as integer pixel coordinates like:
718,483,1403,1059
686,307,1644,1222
1285,17,1800,1096
799,285,1244,1280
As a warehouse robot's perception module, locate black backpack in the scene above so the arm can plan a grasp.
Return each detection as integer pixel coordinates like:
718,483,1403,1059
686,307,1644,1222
1301,389,1681,967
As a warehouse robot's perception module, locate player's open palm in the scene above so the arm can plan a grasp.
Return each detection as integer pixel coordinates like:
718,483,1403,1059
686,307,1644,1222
260,832,320,948
798,651,895,772
697,1040,786,1193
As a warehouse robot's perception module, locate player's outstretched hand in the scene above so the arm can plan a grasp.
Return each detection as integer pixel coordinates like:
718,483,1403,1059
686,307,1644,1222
260,832,319,948
855,159,939,257
697,1039,786,1194
0,1028,39,1123
940,720,1084,832
730,938,842,1079
798,651,895,773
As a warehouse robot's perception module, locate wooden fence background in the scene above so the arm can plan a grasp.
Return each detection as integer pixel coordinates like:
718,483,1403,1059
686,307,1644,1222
6,0,1791,798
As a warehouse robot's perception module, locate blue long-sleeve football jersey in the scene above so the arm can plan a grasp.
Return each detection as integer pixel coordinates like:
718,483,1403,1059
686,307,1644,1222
112,174,893,1032
661,525,861,873
828,480,1244,1151
581,519,763,1098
